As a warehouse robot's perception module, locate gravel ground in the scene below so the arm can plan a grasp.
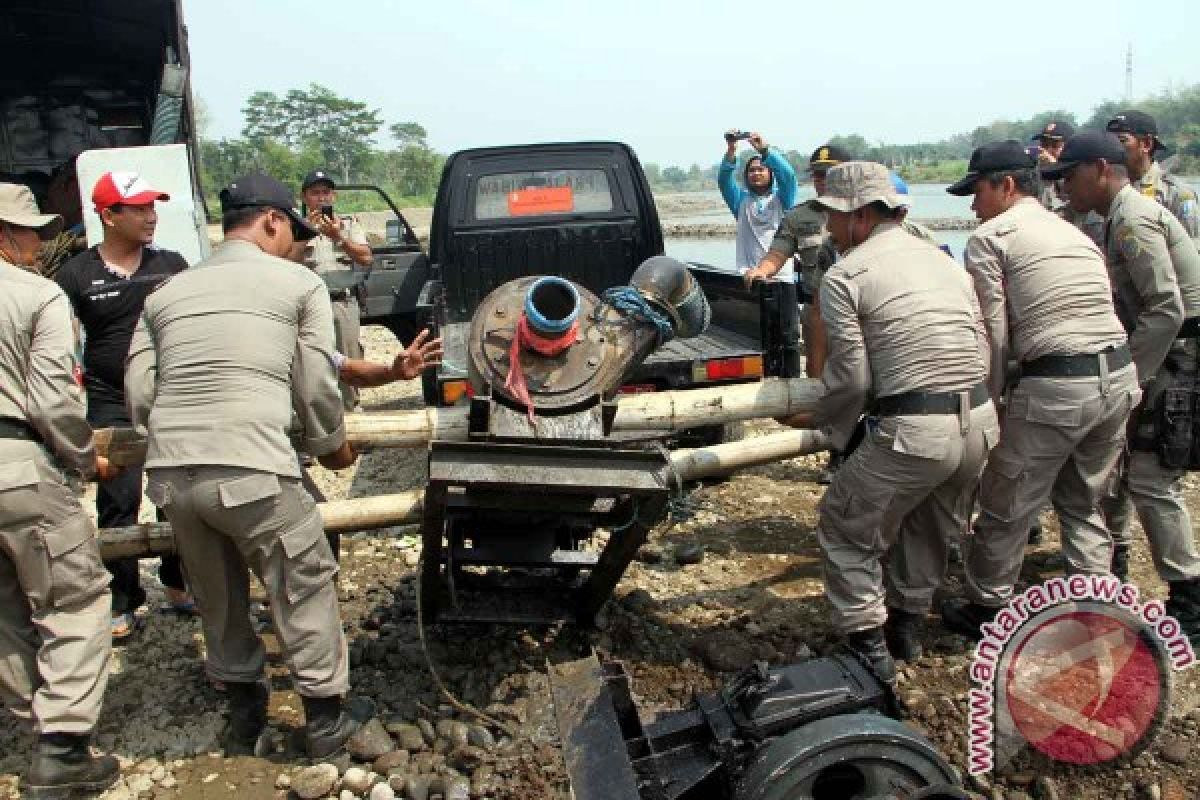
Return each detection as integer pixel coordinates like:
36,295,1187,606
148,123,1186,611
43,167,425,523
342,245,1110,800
3,325,1199,800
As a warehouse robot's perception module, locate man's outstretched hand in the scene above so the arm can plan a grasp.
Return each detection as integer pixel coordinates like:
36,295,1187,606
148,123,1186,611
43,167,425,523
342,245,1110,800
391,328,444,381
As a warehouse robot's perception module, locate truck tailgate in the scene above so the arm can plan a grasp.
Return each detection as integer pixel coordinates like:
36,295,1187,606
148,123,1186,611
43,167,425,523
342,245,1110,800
641,324,759,366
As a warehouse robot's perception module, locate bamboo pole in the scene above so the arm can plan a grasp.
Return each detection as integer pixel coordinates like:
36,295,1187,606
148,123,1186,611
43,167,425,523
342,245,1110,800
670,429,830,481
613,378,824,432
97,490,425,560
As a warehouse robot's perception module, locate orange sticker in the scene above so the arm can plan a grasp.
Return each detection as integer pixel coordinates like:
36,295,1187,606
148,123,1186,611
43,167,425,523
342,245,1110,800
507,186,574,216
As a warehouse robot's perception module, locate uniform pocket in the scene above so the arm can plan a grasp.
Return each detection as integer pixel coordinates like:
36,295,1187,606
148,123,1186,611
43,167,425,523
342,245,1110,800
821,477,896,554
41,515,108,609
0,460,41,528
892,422,950,460
279,510,338,605
218,473,281,508
979,450,1025,522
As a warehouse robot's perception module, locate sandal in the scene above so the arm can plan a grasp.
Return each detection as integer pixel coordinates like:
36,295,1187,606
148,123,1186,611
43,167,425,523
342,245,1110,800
111,612,137,642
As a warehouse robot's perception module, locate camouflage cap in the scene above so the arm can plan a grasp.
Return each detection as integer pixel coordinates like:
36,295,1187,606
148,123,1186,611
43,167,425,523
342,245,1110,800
806,161,904,213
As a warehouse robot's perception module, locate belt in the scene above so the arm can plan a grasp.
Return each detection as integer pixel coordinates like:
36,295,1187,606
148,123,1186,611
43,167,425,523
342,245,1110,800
0,417,41,442
1179,317,1200,338
329,288,352,301
1021,344,1132,378
872,383,989,416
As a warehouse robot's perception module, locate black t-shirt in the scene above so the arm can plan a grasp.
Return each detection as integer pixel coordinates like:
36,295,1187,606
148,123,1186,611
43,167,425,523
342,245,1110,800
56,245,188,406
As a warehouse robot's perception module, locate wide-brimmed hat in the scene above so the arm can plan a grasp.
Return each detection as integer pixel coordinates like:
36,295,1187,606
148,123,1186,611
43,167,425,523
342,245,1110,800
0,183,63,239
807,161,904,213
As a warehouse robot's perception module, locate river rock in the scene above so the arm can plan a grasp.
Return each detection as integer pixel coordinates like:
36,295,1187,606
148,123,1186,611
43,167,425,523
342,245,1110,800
292,763,340,799
389,723,427,751
1159,736,1191,765
341,766,372,794
417,717,437,744
443,775,471,800
369,783,396,800
436,719,470,749
674,542,705,565
348,718,396,761
467,725,495,749
405,775,432,800
372,749,410,774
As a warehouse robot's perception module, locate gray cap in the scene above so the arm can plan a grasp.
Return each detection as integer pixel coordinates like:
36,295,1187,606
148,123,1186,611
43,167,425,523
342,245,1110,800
0,183,63,239
807,161,905,213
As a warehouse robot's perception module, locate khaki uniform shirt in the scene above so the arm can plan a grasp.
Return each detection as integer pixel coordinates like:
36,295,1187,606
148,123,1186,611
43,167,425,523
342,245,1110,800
1059,206,1106,251
0,260,95,475
769,205,836,295
965,198,1127,399
1105,184,1200,385
126,239,345,477
302,216,369,274
817,222,988,449
771,206,939,298
1136,162,1199,244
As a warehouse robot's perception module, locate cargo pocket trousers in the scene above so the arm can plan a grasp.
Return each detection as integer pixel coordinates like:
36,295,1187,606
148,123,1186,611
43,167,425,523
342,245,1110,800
148,466,348,697
816,403,998,635
0,443,112,734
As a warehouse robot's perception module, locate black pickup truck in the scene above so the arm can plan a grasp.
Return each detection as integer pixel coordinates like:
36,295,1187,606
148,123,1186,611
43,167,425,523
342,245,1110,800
412,141,800,441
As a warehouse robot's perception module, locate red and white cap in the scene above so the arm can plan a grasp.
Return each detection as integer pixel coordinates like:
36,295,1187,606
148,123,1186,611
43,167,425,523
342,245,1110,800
92,171,170,212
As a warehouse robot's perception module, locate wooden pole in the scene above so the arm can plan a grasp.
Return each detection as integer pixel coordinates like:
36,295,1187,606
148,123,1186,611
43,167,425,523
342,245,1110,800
670,429,830,481
97,489,425,560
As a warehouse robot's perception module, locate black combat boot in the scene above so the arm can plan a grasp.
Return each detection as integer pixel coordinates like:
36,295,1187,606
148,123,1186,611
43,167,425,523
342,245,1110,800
940,598,998,641
1111,544,1131,582
301,694,376,759
1166,580,1200,649
23,732,119,798
884,608,924,662
222,680,270,756
845,627,896,686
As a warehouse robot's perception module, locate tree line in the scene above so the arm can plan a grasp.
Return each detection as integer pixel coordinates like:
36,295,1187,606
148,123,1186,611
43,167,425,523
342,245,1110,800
646,83,1200,192
197,84,445,211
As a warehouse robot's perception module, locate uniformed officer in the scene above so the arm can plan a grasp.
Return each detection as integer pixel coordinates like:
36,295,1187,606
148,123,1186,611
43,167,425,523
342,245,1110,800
938,142,1138,636
1046,132,1200,644
800,162,998,680
1106,110,1199,244
0,183,120,797
300,169,374,411
125,173,375,757
1030,119,1075,210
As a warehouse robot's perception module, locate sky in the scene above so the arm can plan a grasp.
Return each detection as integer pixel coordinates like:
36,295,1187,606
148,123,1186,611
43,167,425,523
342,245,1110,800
187,0,1200,168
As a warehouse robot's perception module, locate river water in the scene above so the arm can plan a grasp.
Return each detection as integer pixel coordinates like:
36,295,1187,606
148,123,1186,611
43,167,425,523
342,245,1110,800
664,178,1200,270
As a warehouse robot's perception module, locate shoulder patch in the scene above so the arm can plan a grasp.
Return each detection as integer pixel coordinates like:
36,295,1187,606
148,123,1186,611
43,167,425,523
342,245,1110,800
1141,184,1158,198
1117,226,1142,262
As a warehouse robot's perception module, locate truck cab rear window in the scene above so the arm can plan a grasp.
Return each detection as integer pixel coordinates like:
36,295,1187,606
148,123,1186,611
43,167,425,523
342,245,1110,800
474,169,614,220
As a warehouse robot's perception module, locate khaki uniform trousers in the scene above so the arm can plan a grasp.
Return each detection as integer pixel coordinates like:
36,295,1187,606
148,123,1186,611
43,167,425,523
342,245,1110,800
1101,342,1200,582
818,403,997,634
332,296,363,411
0,442,111,734
970,366,1139,606
147,466,349,697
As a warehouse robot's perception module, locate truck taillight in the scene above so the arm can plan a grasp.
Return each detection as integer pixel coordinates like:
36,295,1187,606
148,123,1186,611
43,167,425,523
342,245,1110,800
693,356,764,382
441,379,473,405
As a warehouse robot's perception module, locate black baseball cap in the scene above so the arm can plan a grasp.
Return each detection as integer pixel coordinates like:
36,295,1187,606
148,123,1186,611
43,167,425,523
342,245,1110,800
1031,119,1075,142
809,144,853,172
946,140,1036,196
219,172,319,240
301,169,336,191
1038,132,1127,180
1106,110,1166,153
